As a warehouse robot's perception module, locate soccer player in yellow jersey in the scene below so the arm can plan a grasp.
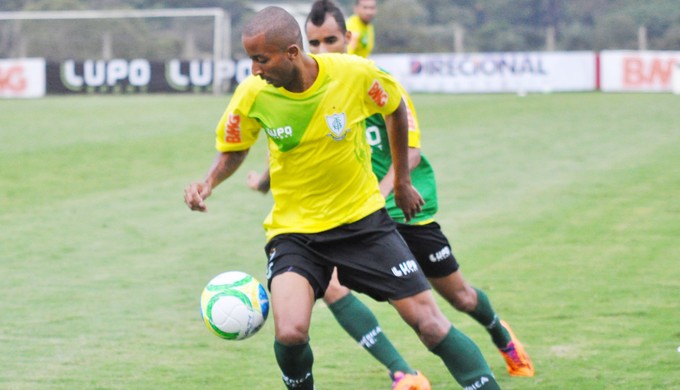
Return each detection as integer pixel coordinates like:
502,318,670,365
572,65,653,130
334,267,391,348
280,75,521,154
247,1,534,387
346,0,376,57
185,6,500,390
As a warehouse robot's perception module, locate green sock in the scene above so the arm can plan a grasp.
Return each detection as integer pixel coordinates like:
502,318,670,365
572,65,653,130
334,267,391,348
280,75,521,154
430,327,500,389
328,293,414,376
469,287,512,349
274,340,314,389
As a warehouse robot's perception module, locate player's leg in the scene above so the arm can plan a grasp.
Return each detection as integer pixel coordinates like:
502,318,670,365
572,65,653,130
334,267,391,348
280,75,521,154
398,222,509,343
271,272,315,389
429,273,534,376
266,236,332,390
323,268,418,380
428,272,510,347
400,221,534,377
390,290,500,389
330,211,498,389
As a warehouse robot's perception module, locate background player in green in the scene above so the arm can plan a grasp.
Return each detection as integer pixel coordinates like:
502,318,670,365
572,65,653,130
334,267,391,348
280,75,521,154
346,0,376,57
185,6,500,390
247,0,535,382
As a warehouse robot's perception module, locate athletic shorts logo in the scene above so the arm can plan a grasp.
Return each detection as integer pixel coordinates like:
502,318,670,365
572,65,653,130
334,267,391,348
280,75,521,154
266,248,277,279
224,113,242,143
391,259,419,277
368,80,389,107
429,246,452,263
325,112,348,140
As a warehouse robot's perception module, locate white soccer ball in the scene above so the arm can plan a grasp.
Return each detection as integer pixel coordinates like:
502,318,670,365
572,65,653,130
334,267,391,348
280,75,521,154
200,271,269,340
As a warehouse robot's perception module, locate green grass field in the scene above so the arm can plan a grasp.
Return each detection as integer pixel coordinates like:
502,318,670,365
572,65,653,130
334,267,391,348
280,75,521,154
1,92,679,389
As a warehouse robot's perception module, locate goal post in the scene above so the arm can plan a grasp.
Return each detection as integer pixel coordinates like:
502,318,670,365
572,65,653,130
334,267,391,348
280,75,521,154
0,8,230,94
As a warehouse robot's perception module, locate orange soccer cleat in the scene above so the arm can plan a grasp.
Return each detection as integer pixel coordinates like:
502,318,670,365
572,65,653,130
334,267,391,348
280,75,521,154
498,320,535,377
391,371,431,390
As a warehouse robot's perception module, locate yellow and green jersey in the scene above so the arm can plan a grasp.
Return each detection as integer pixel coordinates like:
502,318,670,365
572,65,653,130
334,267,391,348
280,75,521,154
346,14,374,58
365,86,438,225
214,53,403,241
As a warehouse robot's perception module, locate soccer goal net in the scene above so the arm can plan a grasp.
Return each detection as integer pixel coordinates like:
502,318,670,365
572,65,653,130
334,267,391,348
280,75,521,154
0,8,229,61
0,8,230,93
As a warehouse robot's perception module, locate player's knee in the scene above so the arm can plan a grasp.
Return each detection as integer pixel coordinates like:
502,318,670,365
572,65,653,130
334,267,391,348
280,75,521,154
450,289,477,312
414,312,451,347
275,318,310,345
275,325,309,345
433,281,477,312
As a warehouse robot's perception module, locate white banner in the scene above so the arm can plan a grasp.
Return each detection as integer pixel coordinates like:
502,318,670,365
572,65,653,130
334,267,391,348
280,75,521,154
371,51,596,94
0,58,46,98
600,50,680,92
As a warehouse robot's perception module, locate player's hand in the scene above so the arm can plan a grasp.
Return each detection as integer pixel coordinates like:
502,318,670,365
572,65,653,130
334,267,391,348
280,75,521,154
246,171,264,193
393,183,424,222
184,182,212,212
246,171,261,191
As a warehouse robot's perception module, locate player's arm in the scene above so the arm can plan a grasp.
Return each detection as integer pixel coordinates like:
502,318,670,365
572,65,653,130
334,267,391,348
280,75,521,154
184,150,249,212
384,99,424,222
377,147,421,198
378,90,422,197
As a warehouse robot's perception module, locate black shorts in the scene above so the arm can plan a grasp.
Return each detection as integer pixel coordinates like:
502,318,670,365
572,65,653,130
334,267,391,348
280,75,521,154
264,209,431,301
395,221,460,278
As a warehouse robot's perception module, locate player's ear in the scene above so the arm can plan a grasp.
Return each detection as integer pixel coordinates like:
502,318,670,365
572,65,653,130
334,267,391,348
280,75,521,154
286,44,300,60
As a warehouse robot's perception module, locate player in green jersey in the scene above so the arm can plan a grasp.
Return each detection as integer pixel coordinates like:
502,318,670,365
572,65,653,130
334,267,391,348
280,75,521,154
248,0,535,384
186,6,500,390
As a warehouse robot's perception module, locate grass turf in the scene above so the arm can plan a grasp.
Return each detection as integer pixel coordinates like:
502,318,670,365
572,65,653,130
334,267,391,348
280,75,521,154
1,92,678,389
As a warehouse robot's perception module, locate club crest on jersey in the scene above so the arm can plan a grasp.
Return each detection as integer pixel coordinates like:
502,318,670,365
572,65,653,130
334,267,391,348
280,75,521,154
325,113,349,140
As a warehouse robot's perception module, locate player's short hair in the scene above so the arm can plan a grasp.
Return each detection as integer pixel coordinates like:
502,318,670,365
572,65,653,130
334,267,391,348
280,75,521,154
306,0,347,35
243,6,303,50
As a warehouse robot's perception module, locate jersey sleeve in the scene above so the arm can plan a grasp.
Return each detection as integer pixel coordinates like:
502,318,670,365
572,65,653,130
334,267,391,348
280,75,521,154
214,77,263,152
363,62,403,119
400,87,422,149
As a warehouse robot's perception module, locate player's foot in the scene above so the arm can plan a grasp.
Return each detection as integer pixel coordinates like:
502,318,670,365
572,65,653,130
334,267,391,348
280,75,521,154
391,371,431,390
499,320,535,377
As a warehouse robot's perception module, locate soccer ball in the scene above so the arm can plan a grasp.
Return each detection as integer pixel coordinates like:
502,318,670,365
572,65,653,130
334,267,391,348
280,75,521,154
200,271,269,340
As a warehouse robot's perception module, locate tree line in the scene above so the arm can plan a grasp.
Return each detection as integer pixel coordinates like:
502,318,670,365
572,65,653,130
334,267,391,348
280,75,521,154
1,0,679,60
371,0,680,53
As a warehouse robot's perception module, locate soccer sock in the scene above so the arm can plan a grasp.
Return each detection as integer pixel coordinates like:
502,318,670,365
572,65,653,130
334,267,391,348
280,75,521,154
468,287,512,349
328,293,415,375
274,340,315,390
430,327,501,389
